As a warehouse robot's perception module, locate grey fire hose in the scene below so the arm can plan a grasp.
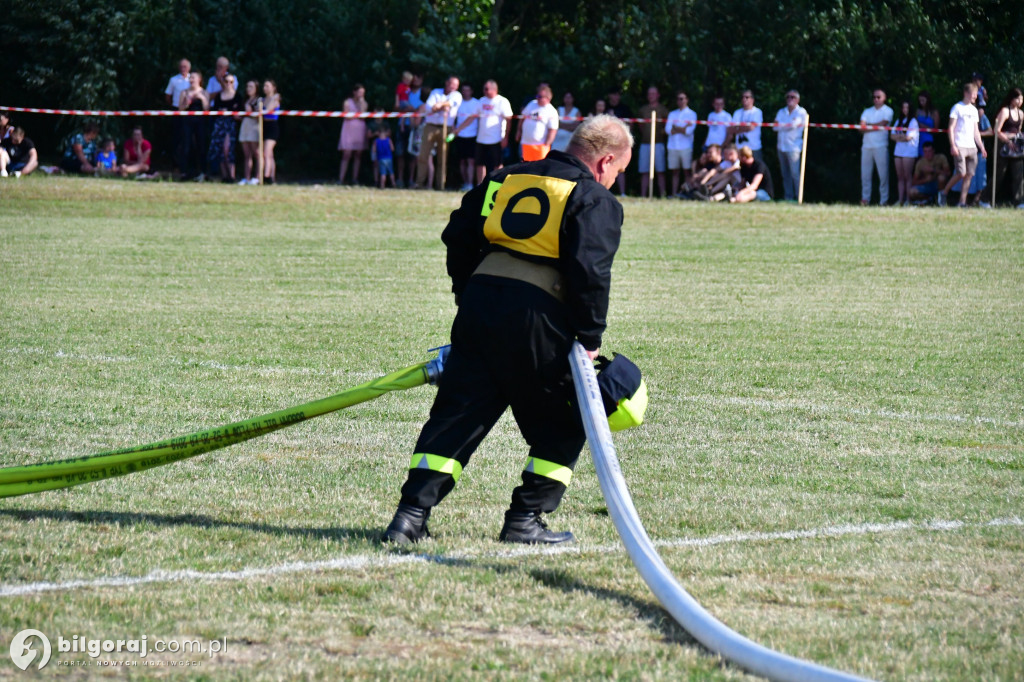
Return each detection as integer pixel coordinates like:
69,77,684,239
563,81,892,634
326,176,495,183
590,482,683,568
569,342,873,682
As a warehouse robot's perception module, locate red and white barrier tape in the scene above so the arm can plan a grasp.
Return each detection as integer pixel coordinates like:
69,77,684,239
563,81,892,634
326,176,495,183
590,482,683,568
0,105,946,133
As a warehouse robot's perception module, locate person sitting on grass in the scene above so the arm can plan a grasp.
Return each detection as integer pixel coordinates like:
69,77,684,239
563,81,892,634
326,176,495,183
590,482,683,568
701,143,742,200
60,121,100,174
909,142,950,204
120,126,153,178
727,145,774,203
95,139,119,174
677,144,722,197
0,127,39,177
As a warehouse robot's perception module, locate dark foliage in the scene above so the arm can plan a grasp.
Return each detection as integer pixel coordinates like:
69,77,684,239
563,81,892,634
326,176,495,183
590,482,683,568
3,0,1021,199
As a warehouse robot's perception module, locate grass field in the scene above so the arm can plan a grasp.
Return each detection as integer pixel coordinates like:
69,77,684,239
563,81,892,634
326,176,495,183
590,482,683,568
1,177,1022,680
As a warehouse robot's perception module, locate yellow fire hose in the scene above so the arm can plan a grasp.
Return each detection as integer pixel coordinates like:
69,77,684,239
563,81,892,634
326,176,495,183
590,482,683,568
0,348,448,498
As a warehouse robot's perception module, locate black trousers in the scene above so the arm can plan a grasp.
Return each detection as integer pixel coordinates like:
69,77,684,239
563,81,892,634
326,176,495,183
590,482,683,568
180,118,208,179
400,275,585,513
996,155,1023,205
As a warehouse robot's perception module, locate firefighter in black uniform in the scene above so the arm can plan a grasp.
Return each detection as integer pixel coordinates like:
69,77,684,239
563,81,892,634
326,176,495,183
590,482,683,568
383,114,634,544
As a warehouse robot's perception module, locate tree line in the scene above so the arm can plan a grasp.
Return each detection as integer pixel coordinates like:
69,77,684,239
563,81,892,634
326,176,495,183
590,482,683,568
3,0,1022,201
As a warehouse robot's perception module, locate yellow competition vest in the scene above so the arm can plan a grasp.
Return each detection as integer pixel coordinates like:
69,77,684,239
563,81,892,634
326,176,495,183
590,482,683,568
481,174,577,259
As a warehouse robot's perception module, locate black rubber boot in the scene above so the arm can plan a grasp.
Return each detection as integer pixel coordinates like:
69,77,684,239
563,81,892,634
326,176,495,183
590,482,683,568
382,503,431,545
498,510,574,544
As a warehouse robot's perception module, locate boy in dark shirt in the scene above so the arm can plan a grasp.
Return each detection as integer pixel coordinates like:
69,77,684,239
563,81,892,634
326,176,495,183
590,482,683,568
0,127,38,177
731,145,774,202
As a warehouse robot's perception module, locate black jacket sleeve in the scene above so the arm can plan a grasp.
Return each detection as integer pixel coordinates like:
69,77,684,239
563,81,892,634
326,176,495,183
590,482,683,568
561,191,623,351
441,182,491,296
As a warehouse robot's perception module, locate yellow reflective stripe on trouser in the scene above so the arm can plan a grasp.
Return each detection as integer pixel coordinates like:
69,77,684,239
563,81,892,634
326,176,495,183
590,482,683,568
410,453,463,482
523,457,573,486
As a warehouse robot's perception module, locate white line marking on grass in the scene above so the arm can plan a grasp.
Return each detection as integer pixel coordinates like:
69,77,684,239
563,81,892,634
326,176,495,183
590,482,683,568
174,359,379,379
5,347,136,364
4,347,381,379
676,395,1024,430
1,517,1019,598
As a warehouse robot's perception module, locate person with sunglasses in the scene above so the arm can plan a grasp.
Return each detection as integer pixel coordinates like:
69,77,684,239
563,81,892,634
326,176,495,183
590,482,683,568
730,90,764,163
207,74,242,182
859,89,894,205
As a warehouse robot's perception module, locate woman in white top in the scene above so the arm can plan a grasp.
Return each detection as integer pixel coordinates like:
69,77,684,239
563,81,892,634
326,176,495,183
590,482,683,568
891,100,920,206
238,81,261,185
553,91,581,152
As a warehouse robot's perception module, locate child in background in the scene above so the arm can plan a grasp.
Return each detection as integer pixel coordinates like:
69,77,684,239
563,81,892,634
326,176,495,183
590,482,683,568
376,125,395,189
96,139,119,173
395,71,417,187
395,71,413,111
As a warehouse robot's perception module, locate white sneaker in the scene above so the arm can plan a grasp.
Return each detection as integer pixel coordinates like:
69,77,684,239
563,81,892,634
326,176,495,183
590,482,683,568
0,170,7,177
1017,203,1024,210
238,178,249,185
13,171,21,178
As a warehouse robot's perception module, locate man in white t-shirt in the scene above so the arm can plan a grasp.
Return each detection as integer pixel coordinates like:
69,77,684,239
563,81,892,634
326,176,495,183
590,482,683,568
516,84,559,161
205,57,231,98
164,58,192,107
164,58,192,177
416,75,462,190
730,90,764,162
453,84,480,191
666,91,698,196
705,96,731,150
859,89,894,205
452,79,514,184
940,82,987,207
774,90,808,201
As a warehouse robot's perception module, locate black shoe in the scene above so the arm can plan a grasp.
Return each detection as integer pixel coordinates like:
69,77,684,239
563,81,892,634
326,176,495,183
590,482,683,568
382,503,431,545
499,510,574,545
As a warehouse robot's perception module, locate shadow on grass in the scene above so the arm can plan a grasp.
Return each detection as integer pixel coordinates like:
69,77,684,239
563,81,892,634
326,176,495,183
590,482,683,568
526,566,701,648
0,507,381,543
409,553,706,653
2,507,720,664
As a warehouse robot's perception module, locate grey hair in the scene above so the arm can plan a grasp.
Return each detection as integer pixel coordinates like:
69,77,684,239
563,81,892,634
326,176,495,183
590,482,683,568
566,114,634,163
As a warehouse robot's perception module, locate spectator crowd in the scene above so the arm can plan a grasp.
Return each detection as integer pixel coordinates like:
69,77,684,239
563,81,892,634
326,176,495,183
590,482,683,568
3,59,1023,209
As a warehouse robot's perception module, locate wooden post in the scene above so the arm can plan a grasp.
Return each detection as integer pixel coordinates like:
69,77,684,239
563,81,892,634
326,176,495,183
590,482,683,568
648,111,657,199
990,134,998,207
440,112,448,191
257,98,265,186
798,113,810,205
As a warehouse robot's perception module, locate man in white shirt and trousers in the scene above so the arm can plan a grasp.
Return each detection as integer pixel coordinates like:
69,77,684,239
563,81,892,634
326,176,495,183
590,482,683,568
859,89,894,205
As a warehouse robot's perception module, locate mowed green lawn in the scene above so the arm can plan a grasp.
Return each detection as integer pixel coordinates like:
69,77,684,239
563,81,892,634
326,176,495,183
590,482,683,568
1,177,1021,680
